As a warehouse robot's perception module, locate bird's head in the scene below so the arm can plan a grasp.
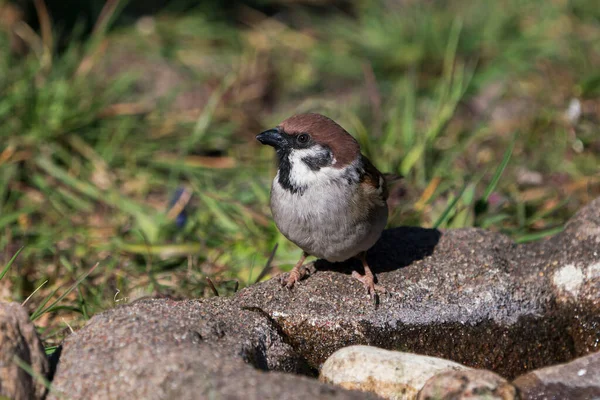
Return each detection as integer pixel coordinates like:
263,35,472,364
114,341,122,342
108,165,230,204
257,113,362,193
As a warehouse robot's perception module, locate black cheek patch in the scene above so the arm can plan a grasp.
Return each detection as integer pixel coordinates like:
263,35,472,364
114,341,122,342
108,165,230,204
301,149,333,171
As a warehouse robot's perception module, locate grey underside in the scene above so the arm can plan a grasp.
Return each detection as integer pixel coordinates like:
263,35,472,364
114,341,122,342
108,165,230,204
270,177,388,261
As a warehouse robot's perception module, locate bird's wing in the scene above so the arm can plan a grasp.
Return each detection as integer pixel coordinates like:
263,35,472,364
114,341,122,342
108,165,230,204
360,154,389,202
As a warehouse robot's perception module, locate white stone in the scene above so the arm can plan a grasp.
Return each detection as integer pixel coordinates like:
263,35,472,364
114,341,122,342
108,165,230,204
552,264,585,297
586,262,600,279
319,345,471,400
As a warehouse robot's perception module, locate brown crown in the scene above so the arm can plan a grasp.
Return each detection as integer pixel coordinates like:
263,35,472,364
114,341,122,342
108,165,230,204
279,113,360,167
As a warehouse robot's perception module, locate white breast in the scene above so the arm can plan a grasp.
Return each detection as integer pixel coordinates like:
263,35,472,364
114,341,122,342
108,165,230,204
270,160,387,262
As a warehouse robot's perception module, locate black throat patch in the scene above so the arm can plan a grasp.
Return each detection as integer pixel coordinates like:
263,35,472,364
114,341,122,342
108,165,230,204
276,149,303,194
275,147,333,195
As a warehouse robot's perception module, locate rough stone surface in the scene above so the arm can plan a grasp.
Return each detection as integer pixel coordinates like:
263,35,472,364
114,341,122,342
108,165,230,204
320,345,470,400
50,198,600,398
236,198,600,378
0,302,49,400
49,298,376,400
417,369,517,400
513,351,600,400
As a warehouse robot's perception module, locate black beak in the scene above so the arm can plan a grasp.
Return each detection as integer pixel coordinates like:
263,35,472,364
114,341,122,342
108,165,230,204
256,128,286,148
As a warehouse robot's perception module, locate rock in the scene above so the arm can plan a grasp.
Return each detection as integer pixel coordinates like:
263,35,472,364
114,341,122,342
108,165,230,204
49,298,376,400
418,369,517,400
236,198,600,378
513,351,600,400
49,198,600,398
320,345,470,399
0,302,49,400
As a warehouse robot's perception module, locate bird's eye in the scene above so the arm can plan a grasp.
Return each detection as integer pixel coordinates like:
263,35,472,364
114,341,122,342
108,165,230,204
297,133,310,144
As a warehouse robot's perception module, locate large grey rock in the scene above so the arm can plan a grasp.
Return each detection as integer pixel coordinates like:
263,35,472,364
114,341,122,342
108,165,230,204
320,345,470,399
49,298,376,399
513,351,600,400
236,198,600,378
418,369,517,400
50,198,600,398
0,302,49,400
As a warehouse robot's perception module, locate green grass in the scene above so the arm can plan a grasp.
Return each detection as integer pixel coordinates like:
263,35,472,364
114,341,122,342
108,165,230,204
0,246,23,280
0,0,598,346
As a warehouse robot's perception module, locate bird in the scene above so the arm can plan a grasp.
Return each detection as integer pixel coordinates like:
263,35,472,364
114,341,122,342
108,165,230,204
256,113,389,299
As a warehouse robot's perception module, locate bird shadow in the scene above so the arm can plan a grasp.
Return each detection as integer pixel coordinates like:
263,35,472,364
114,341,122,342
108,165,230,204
313,226,442,275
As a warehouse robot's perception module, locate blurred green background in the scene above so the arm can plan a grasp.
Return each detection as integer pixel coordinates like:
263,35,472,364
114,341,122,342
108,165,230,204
0,0,598,344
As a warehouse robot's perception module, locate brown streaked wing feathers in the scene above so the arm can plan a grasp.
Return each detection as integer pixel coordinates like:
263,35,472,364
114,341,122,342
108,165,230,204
360,155,388,201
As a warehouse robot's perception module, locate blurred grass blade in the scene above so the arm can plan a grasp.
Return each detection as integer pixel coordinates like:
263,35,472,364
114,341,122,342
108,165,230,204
526,198,570,225
118,242,202,257
206,277,219,297
13,356,57,397
92,0,128,39
400,19,472,178
1,246,24,281
35,156,159,241
442,18,463,87
514,226,565,243
255,243,278,284
0,208,36,230
30,288,60,322
22,280,48,306
198,193,239,232
401,73,416,149
480,214,511,229
78,287,90,320
433,183,469,229
482,137,515,202
35,156,102,198
31,262,100,321
415,177,441,211
33,0,53,61
401,143,426,176
190,73,236,146
451,183,476,228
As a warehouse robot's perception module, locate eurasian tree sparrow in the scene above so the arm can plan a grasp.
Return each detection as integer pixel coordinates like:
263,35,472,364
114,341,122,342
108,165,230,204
257,113,388,298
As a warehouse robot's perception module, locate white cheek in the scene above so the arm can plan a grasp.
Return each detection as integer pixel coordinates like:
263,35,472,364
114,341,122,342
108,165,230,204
287,147,340,187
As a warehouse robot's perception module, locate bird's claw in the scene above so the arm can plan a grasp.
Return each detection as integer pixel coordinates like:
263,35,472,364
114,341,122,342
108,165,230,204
352,271,387,304
282,273,299,289
280,265,309,289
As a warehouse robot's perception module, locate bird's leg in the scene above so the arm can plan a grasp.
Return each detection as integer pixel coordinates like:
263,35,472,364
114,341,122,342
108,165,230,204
352,251,386,299
282,251,309,289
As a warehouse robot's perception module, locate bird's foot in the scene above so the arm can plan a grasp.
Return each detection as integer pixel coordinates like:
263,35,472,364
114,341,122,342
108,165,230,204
280,263,311,289
279,252,310,289
351,270,387,302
